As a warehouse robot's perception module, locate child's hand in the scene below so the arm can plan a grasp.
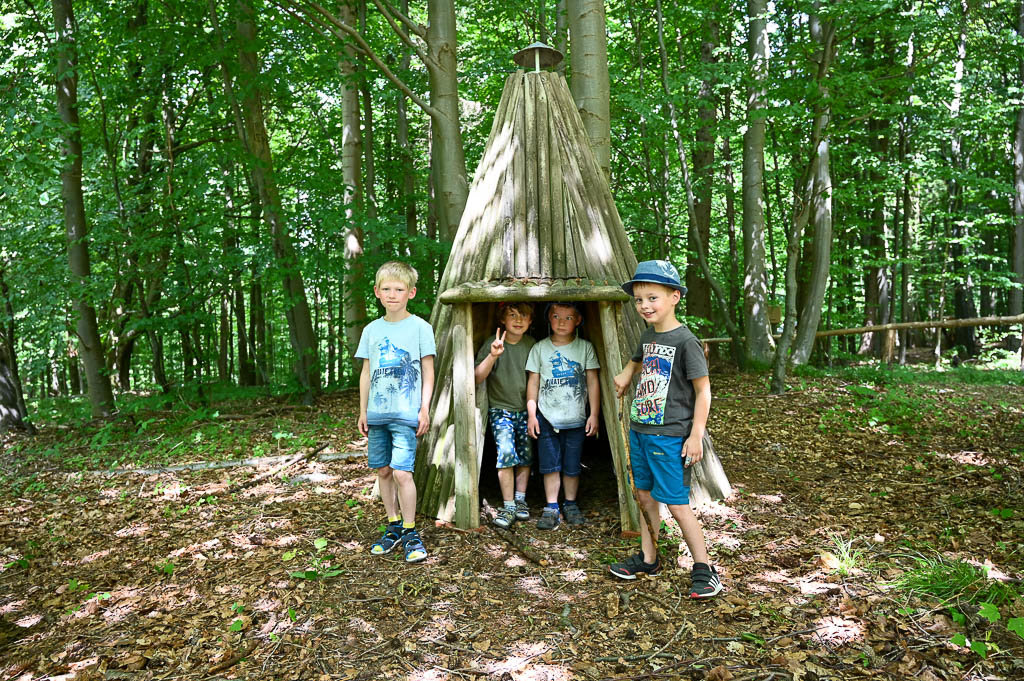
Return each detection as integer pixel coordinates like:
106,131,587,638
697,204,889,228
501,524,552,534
416,409,430,437
682,433,703,467
357,413,368,436
585,413,599,437
527,415,540,439
489,328,506,357
613,370,632,397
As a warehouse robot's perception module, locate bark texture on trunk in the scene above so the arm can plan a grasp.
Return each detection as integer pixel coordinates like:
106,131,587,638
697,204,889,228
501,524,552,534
237,0,320,399
688,12,717,328
53,0,115,418
425,0,468,242
1012,0,1024,317
742,0,775,364
567,0,612,182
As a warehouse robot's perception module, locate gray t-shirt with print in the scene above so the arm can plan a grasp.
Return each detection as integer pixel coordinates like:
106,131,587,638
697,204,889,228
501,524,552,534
629,325,708,437
355,315,436,428
526,336,600,429
475,335,536,411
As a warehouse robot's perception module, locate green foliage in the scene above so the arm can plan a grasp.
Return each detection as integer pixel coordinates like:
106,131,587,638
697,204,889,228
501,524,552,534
893,552,1020,606
282,537,343,581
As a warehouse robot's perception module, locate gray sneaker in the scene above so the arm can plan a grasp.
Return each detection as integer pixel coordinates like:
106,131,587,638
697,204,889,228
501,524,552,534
536,507,560,530
493,506,516,529
562,502,585,525
514,499,530,520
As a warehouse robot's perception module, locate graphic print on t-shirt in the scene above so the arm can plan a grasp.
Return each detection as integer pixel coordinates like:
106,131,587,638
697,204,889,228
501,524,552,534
631,342,676,425
540,350,584,410
371,336,420,412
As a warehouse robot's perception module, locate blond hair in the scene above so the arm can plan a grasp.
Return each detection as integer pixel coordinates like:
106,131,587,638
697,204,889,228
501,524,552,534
375,261,418,289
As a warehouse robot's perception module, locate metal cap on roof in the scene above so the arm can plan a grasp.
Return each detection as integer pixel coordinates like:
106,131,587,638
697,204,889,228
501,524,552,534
512,42,564,70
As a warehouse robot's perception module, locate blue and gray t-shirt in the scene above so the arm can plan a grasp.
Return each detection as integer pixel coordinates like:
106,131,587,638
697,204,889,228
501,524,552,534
356,315,436,428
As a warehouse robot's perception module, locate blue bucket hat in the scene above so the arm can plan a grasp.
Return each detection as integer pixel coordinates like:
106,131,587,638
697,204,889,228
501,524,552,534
621,260,687,296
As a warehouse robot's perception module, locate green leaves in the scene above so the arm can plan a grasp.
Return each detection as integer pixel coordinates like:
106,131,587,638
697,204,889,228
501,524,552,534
977,602,1000,623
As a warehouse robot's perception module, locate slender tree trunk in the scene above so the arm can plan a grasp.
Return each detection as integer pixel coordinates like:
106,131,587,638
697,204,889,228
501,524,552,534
425,0,469,241
790,13,836,366
555,0,568,74
219,294,230,381
237,0,320,400
53,0,115,417
742,0,774,365
396,0,417,247
0,264,31,431
688,10,717,330
567,0,612,182
1012,0,1024,318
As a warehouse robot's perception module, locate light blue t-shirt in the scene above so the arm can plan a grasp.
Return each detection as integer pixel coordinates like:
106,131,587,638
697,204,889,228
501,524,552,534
526,336,600,429
356,315,436,428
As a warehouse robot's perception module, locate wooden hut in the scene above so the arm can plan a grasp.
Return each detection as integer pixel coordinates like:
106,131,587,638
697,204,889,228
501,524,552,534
413,45,647,531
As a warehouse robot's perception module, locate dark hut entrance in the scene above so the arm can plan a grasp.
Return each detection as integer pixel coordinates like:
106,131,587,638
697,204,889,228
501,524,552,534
413,45,647,531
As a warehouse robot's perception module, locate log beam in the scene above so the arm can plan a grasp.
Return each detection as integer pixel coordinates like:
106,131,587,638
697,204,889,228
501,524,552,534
452,303,479,529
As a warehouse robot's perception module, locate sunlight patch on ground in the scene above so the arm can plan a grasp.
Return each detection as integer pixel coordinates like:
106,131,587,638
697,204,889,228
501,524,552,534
169,537,220,558
558,568,587,583
271,534,301,547
504,555,528,568
515,576,550,598
76,548,112,565
114,522,149,538
808,615,864,645
752,493,783,504
14,613,42,628
705,529,742,551
0,600,25,615
944,450,991,466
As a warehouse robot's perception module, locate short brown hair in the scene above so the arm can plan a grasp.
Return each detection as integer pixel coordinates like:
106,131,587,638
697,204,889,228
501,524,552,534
499,302,534,321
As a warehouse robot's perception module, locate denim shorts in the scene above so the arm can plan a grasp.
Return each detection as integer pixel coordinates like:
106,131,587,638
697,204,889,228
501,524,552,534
628,430,691,505
536,412,584,476
367,423,418,472
488,408,532,469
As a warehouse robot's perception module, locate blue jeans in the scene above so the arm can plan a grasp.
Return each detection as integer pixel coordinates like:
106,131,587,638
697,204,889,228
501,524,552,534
536,412,584,476
367,423,418,472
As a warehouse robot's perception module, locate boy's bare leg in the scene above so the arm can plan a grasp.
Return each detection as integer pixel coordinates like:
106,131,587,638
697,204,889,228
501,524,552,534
666,503,710,565
377,466,399,519
562,474,579,501
393,469,418,523
637,489,662,564
514,465,530,494
497,467,515,501
543,472,561,504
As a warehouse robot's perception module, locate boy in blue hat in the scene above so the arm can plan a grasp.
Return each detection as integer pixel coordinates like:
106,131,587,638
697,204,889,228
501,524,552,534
609,260,722,598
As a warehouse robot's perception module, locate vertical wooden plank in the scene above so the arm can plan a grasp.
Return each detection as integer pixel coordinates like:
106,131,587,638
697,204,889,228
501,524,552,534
513,74,529,277
537,73,552,280
524,73,541,277
546,76,567,281
452,303,479,529
598,301,640,533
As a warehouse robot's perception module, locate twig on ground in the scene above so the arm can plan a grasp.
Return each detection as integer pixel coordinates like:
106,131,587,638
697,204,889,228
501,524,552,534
488,525,547,565
207,639,258,676
225,443,329,495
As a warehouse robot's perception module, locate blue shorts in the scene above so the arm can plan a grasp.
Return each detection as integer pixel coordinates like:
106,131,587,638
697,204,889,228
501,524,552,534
536,412,584,476
367,423,418,472
628,430,691,505
489,408,532,469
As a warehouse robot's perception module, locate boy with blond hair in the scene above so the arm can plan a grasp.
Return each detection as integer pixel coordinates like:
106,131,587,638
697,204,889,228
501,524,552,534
609,260,722,598
356,261,435,563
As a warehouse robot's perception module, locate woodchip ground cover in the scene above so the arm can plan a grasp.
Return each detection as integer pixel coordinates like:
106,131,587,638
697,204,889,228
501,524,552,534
1,369,1022,681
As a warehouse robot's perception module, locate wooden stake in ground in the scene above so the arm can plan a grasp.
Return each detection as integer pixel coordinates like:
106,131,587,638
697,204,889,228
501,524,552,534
617,395,659,543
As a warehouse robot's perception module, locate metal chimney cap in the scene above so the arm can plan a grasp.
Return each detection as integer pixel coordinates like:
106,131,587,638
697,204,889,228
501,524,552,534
512,42,564,69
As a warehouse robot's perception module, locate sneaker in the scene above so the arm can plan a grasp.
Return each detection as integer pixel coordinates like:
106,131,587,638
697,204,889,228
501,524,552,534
690,563,722,599
514,499,530,520
536,507,560,530
609,552,661,580
562,502,585,526
493,506,516,529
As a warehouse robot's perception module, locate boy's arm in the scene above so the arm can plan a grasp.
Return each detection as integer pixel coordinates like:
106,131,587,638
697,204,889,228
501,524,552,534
614,360,641,397
585,368,600,436
526,372,540,438
474,351,498,384
682,375,711,467
357,359,370,436
418,355,435,436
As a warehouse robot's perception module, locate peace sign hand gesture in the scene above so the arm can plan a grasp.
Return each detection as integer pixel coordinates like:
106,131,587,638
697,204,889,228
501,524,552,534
489,328,506,358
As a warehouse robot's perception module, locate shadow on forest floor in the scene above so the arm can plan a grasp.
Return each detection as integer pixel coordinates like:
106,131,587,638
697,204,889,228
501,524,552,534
0,371,1022,681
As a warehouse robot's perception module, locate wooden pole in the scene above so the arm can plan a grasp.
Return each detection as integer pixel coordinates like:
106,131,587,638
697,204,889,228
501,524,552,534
452,303,479,529
701,313,1024,345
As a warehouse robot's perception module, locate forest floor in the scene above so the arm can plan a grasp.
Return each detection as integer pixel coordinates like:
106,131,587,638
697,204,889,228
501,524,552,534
1,366,1023,681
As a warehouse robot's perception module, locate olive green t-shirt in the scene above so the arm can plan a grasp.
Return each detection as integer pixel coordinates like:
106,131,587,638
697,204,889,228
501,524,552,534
475,335,536,411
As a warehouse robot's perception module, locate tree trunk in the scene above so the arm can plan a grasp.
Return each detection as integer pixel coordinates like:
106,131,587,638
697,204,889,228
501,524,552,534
219,294,230,381
237,0,320,400
742,0,774,365
790,13,836,366
567,0,611,182
425,0,469,241
0,265,31,431
688,10,717,330
53,0,115,418
396,0,417,247
1012,0,1024,318
340,0,368,383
